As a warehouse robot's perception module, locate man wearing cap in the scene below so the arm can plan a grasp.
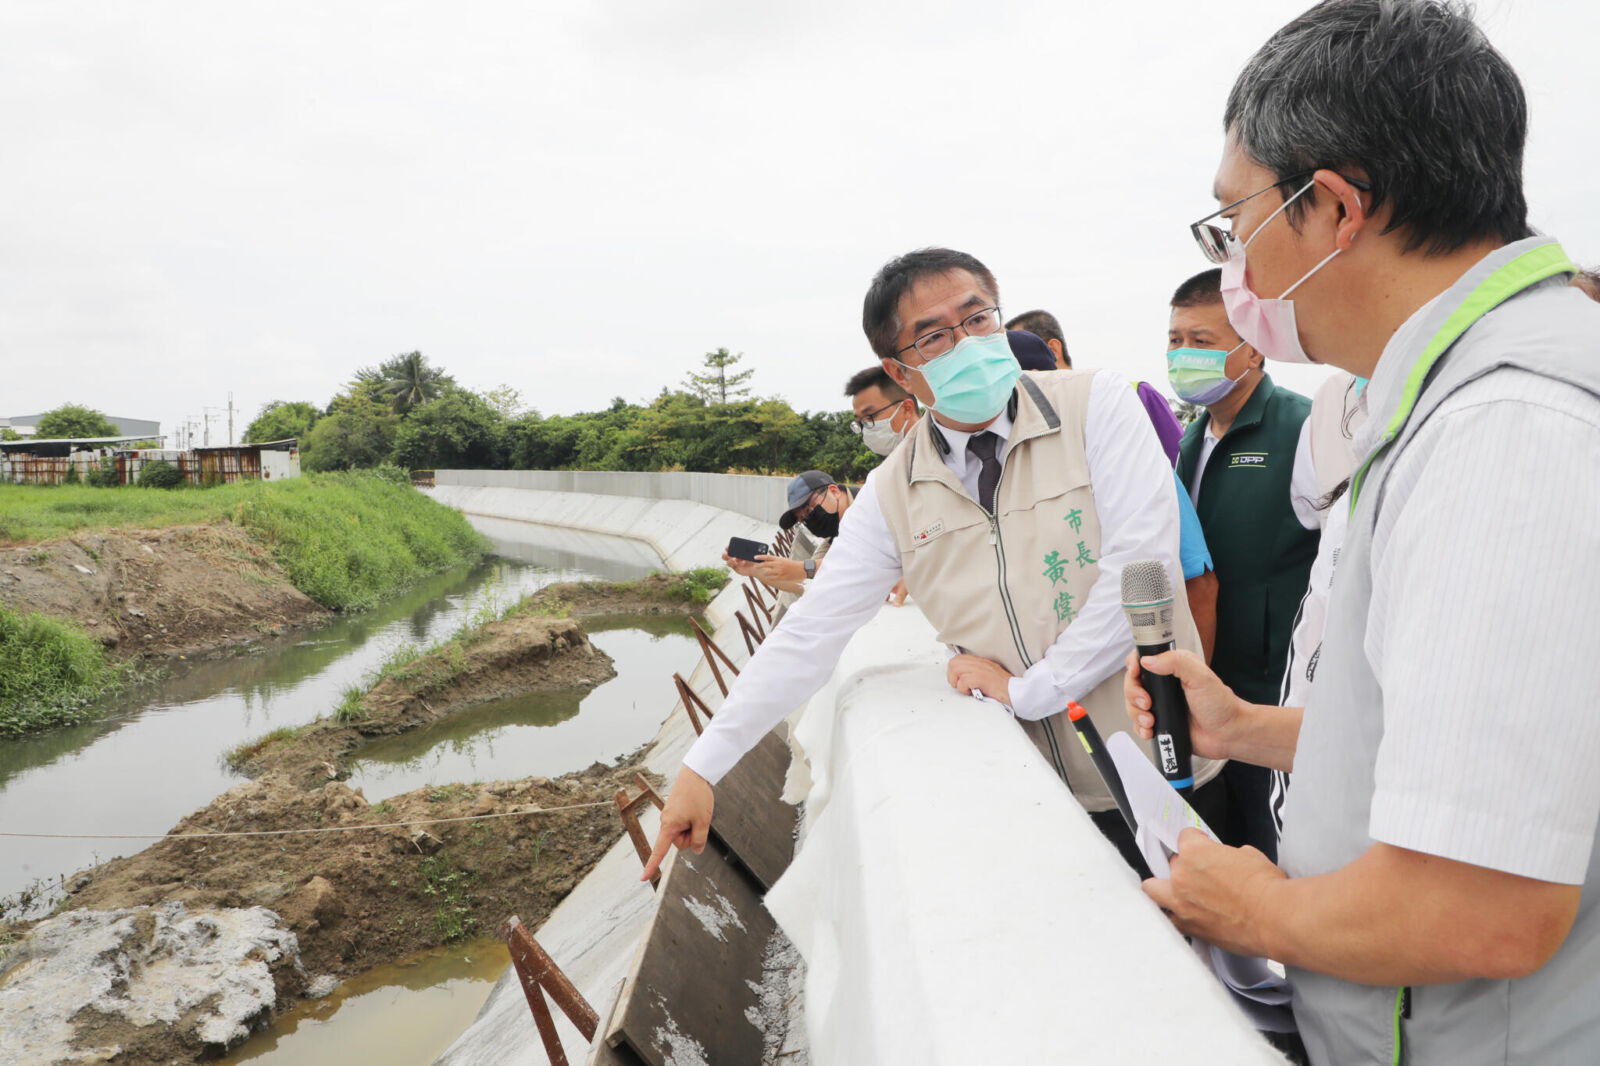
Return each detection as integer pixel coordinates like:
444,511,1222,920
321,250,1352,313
647,246,1225,879
724,470,852,595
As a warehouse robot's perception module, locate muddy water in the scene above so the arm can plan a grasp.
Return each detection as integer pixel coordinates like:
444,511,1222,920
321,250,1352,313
214,939,509,1066
347,613,697,800
0,518,676,910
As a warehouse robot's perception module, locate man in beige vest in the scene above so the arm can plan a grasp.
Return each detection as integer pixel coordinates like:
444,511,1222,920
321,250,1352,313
644,247,1224,879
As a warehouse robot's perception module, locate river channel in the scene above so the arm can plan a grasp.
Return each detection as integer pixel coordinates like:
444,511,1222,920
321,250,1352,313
0,515,701,922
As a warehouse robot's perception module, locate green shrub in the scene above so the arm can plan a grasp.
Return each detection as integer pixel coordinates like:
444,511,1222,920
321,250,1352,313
137,460,184,489
670,567,730,605
0,606,119,735
84,460,120,488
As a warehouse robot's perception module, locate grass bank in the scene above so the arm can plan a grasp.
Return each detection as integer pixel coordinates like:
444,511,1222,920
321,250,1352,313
0,471,490,734
0,470,489,611
0,606,128,736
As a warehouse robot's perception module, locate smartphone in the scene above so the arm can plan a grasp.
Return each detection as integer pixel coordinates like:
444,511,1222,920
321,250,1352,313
727,537,770,562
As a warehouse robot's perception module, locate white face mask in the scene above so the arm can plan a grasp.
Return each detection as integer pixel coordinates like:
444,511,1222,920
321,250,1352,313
861,412,906,456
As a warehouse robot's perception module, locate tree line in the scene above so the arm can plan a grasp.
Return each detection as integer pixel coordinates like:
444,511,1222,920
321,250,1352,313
244,349,880,481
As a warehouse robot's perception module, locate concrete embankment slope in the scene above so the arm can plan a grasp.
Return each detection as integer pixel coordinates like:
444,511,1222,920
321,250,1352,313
425,469,789,572
428,470,1283,1065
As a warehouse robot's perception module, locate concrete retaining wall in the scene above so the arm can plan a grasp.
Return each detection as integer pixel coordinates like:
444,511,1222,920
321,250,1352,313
435,468,792,524
427,472,1283,1064
427,471,789,573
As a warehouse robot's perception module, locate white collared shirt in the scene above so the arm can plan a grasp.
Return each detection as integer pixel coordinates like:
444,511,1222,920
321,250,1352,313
934,406,1014,502
683,370,1183,785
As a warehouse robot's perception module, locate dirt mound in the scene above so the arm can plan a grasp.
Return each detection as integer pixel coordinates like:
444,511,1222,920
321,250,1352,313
0,525,326,659
518,572,715,617
51,760,650,1065
238,615,617,788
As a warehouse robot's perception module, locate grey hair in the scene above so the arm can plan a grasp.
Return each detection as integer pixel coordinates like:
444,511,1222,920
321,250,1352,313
1225,0,1530,256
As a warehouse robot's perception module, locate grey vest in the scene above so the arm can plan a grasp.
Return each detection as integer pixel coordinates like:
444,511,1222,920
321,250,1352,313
1280,238,1600,1064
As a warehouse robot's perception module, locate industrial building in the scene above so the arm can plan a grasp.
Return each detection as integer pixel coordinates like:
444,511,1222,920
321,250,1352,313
0,438,299,486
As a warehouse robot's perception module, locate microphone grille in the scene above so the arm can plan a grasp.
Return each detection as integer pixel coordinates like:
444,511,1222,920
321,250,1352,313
1120,559,1172,606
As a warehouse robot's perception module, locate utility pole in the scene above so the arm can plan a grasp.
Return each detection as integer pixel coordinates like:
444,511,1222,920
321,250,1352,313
202,406,225,448
227,392,235,446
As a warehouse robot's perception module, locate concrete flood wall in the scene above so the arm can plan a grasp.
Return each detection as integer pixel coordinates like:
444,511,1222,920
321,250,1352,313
428,470,1283,1065
427,469,790,573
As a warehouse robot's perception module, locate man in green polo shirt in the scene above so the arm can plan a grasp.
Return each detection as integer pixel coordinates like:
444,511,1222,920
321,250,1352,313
1168,267,1319,862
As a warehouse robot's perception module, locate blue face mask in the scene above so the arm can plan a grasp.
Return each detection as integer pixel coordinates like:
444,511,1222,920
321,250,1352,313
1167,344,1247,406
915,332,1021,424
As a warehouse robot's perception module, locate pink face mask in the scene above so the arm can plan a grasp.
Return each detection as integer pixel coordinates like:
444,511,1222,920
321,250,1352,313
1218,179,1341,365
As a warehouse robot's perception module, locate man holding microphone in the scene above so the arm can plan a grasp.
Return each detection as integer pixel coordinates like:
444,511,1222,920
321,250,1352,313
1127,2,1600,1061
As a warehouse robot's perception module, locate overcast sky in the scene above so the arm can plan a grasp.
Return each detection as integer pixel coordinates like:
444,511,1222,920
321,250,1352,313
4,1,1596,443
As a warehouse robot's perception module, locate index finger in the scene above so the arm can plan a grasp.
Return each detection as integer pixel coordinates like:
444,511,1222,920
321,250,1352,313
641,824,676,882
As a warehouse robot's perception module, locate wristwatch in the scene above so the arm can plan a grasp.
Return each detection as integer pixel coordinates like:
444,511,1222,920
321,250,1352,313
803,558,817,579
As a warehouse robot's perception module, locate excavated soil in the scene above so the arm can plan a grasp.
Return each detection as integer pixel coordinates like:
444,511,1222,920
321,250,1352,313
235,615,618,789
55,761,651,1064
517,572,716,618
30,614,653,1066
0,525,327,659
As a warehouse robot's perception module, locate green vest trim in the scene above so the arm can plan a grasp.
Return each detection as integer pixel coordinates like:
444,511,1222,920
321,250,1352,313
1349,241,1578,510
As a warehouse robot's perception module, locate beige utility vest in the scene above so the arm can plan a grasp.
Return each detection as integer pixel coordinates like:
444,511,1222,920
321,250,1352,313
874,371,1220,812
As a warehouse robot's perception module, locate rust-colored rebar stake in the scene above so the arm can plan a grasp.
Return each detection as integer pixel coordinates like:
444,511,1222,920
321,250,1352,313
751,578,776,624
673,673,716,736
735,610,767,657
615,773,669,889
688,616,741,696
501,916,599,1064
742,583,772,632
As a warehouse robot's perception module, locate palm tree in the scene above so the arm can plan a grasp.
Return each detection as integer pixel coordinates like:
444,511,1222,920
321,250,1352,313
378,351,446,415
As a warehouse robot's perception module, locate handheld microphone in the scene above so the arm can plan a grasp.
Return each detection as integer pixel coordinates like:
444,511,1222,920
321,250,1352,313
1120,559,1193,794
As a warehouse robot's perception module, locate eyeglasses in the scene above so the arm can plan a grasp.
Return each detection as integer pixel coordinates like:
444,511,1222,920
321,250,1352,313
1189,171,1373,264
849,401,899,434
894,306,1003,364
793,488,827,522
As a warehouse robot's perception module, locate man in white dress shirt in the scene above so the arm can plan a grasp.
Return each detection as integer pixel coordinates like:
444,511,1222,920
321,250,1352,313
644,247,1223,879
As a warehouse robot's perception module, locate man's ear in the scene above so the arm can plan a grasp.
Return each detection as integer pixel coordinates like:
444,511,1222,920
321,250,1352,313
1047,338,1067,369
882,356,911,391
1315,168,1370,253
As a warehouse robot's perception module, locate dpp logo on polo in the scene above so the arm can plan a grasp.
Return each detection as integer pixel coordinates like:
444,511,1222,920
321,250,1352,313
1229,453,1268,467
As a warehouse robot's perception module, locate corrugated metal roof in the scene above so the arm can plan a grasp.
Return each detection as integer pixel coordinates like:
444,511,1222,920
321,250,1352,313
0,435,166,449
192,438,298,451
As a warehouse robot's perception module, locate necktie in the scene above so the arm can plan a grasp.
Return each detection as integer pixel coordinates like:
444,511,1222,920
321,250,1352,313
968,431,1002,514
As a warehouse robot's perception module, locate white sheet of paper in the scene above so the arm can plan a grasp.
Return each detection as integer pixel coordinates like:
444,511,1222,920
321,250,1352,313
1106,731,1296,1032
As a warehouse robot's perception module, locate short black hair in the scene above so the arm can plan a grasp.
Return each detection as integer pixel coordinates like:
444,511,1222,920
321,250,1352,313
862,248,999,361
1226,0,1530,256
1171,269,1223,308
1004,310,1069,366
843,366,910,402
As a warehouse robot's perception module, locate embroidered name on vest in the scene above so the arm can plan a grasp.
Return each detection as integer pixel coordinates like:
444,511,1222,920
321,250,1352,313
912,519,945,545
1229,452,1268,468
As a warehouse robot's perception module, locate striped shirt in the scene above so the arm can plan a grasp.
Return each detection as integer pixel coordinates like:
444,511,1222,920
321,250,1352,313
1364,366,1600,883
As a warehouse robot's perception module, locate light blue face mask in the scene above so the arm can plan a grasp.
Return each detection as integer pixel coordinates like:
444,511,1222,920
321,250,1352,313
915,332,1021,424
1167,344,1247,406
